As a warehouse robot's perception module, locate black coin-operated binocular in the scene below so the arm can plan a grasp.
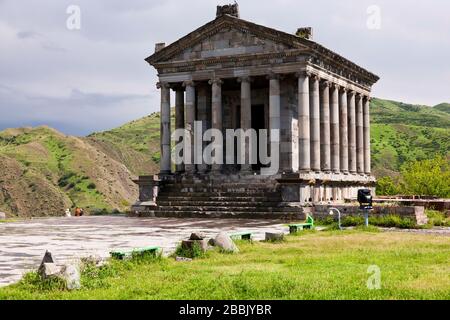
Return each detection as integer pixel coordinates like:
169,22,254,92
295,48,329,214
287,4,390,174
358,189,373,210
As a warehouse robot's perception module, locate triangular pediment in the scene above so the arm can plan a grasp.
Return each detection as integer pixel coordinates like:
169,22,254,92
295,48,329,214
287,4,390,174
146,15,310,64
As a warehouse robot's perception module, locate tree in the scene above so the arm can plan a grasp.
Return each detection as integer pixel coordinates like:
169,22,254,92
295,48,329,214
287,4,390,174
376,176,399,196
400,155,450,198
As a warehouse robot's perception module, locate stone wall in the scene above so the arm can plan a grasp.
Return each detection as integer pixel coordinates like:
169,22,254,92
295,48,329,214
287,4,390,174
313,204,428,225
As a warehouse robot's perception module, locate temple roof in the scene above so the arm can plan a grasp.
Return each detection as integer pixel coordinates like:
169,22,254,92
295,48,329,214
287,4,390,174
146,13,379,85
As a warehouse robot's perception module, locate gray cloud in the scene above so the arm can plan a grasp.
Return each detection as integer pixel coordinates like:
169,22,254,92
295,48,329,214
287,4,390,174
0,0,449,135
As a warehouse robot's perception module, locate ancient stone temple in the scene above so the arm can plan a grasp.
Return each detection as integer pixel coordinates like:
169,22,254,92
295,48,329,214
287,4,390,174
131,4,379,219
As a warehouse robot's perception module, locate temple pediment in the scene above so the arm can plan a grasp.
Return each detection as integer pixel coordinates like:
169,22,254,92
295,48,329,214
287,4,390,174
146,15,309,65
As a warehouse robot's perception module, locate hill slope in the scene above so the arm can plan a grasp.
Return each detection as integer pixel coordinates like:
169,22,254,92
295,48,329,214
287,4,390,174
370,98,450,177
0,98,448,218
0,126,137,217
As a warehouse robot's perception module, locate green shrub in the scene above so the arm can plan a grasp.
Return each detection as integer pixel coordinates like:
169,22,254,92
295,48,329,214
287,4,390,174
426,210,450,227
87,182,96,190
376,176,400,196
174,242,207,259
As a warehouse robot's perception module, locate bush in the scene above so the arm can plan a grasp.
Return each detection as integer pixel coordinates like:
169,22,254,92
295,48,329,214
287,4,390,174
174,242,206,259
87,183,96,190
376,176,400,196
426,210,450,227
400,155,450,198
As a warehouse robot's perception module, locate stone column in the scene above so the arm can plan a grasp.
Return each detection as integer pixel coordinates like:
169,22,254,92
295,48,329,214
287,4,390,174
209,78,223,174
330,83,340,173
175,88,185,174
320,80,331,172
158,82,171,175
297,71,311,172
348,90,357,174
238,76,252,173
183,80,196,174
197,84,210,173
339,87,349,174
269,74,281,170
310,75,321,172
356,94,364,174
363,96,372,174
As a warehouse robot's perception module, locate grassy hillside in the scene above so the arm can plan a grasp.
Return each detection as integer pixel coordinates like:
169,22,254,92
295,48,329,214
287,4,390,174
0,126,137,217
370,98,450,177
86,112,161,176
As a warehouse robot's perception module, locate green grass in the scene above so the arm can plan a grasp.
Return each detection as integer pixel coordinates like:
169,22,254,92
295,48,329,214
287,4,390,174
1,231,448,300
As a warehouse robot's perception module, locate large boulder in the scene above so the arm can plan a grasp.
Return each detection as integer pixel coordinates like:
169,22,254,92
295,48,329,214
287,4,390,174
189,232,206,241
181,239,209,252
61,265,81,291
214,232,239,253
265,232,285,242
40,263,62,279
37,251,80,290
38,251,55,275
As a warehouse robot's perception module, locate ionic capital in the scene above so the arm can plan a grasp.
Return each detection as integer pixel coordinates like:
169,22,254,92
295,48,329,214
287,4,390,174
266,72,282,80
237,76,253,84
182,80,196,88
208,78,223,86
320,80,331,89
156,82,170,90
295,70,312,78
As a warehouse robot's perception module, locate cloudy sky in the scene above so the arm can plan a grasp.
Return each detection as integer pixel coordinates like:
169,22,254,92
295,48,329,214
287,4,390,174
0,0,449,135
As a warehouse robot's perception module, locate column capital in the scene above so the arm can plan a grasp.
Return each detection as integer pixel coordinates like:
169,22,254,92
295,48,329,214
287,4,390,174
267,72,282,80
295,70,312,78
156,82,171,90
310,74,320,82
320,80,331,89
331,83,340,90
364,96,372,102
237,76,253,83
208,78,223,86
182,80,196,88
347,89,356,97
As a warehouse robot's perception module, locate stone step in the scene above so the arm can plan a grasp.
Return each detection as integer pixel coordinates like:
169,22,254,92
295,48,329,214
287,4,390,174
156,200,283,207
154,205,301,213
135,210,305,220
158,193,281,202
157,191,281,197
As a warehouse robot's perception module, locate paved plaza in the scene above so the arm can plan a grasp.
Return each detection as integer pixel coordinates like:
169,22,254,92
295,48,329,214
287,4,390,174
0,216,288,287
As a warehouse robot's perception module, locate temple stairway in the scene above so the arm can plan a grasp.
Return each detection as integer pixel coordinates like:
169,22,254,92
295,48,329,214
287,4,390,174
138,178,308,220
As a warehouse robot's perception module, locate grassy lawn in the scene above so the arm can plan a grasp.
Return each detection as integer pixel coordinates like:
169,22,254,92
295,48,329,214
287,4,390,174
1,229,449,300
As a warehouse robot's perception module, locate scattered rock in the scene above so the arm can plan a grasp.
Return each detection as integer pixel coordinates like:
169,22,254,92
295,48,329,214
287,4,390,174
189,232,206,240
0,212,6,220
265,232,285,242
208,238,216,246
182,239,209,252
61,265,81,291
40,263,62,279
38,251,55,275
176,256,193,262
214,232,239,253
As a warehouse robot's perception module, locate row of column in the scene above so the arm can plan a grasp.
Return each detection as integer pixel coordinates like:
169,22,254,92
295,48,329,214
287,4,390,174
297,71,371,175
159,75,282,175
158,72,371,176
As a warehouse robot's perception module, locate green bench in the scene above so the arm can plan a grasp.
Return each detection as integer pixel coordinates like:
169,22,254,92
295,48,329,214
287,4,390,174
230,232,253,241
110,246,161,260
289,215,315,234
